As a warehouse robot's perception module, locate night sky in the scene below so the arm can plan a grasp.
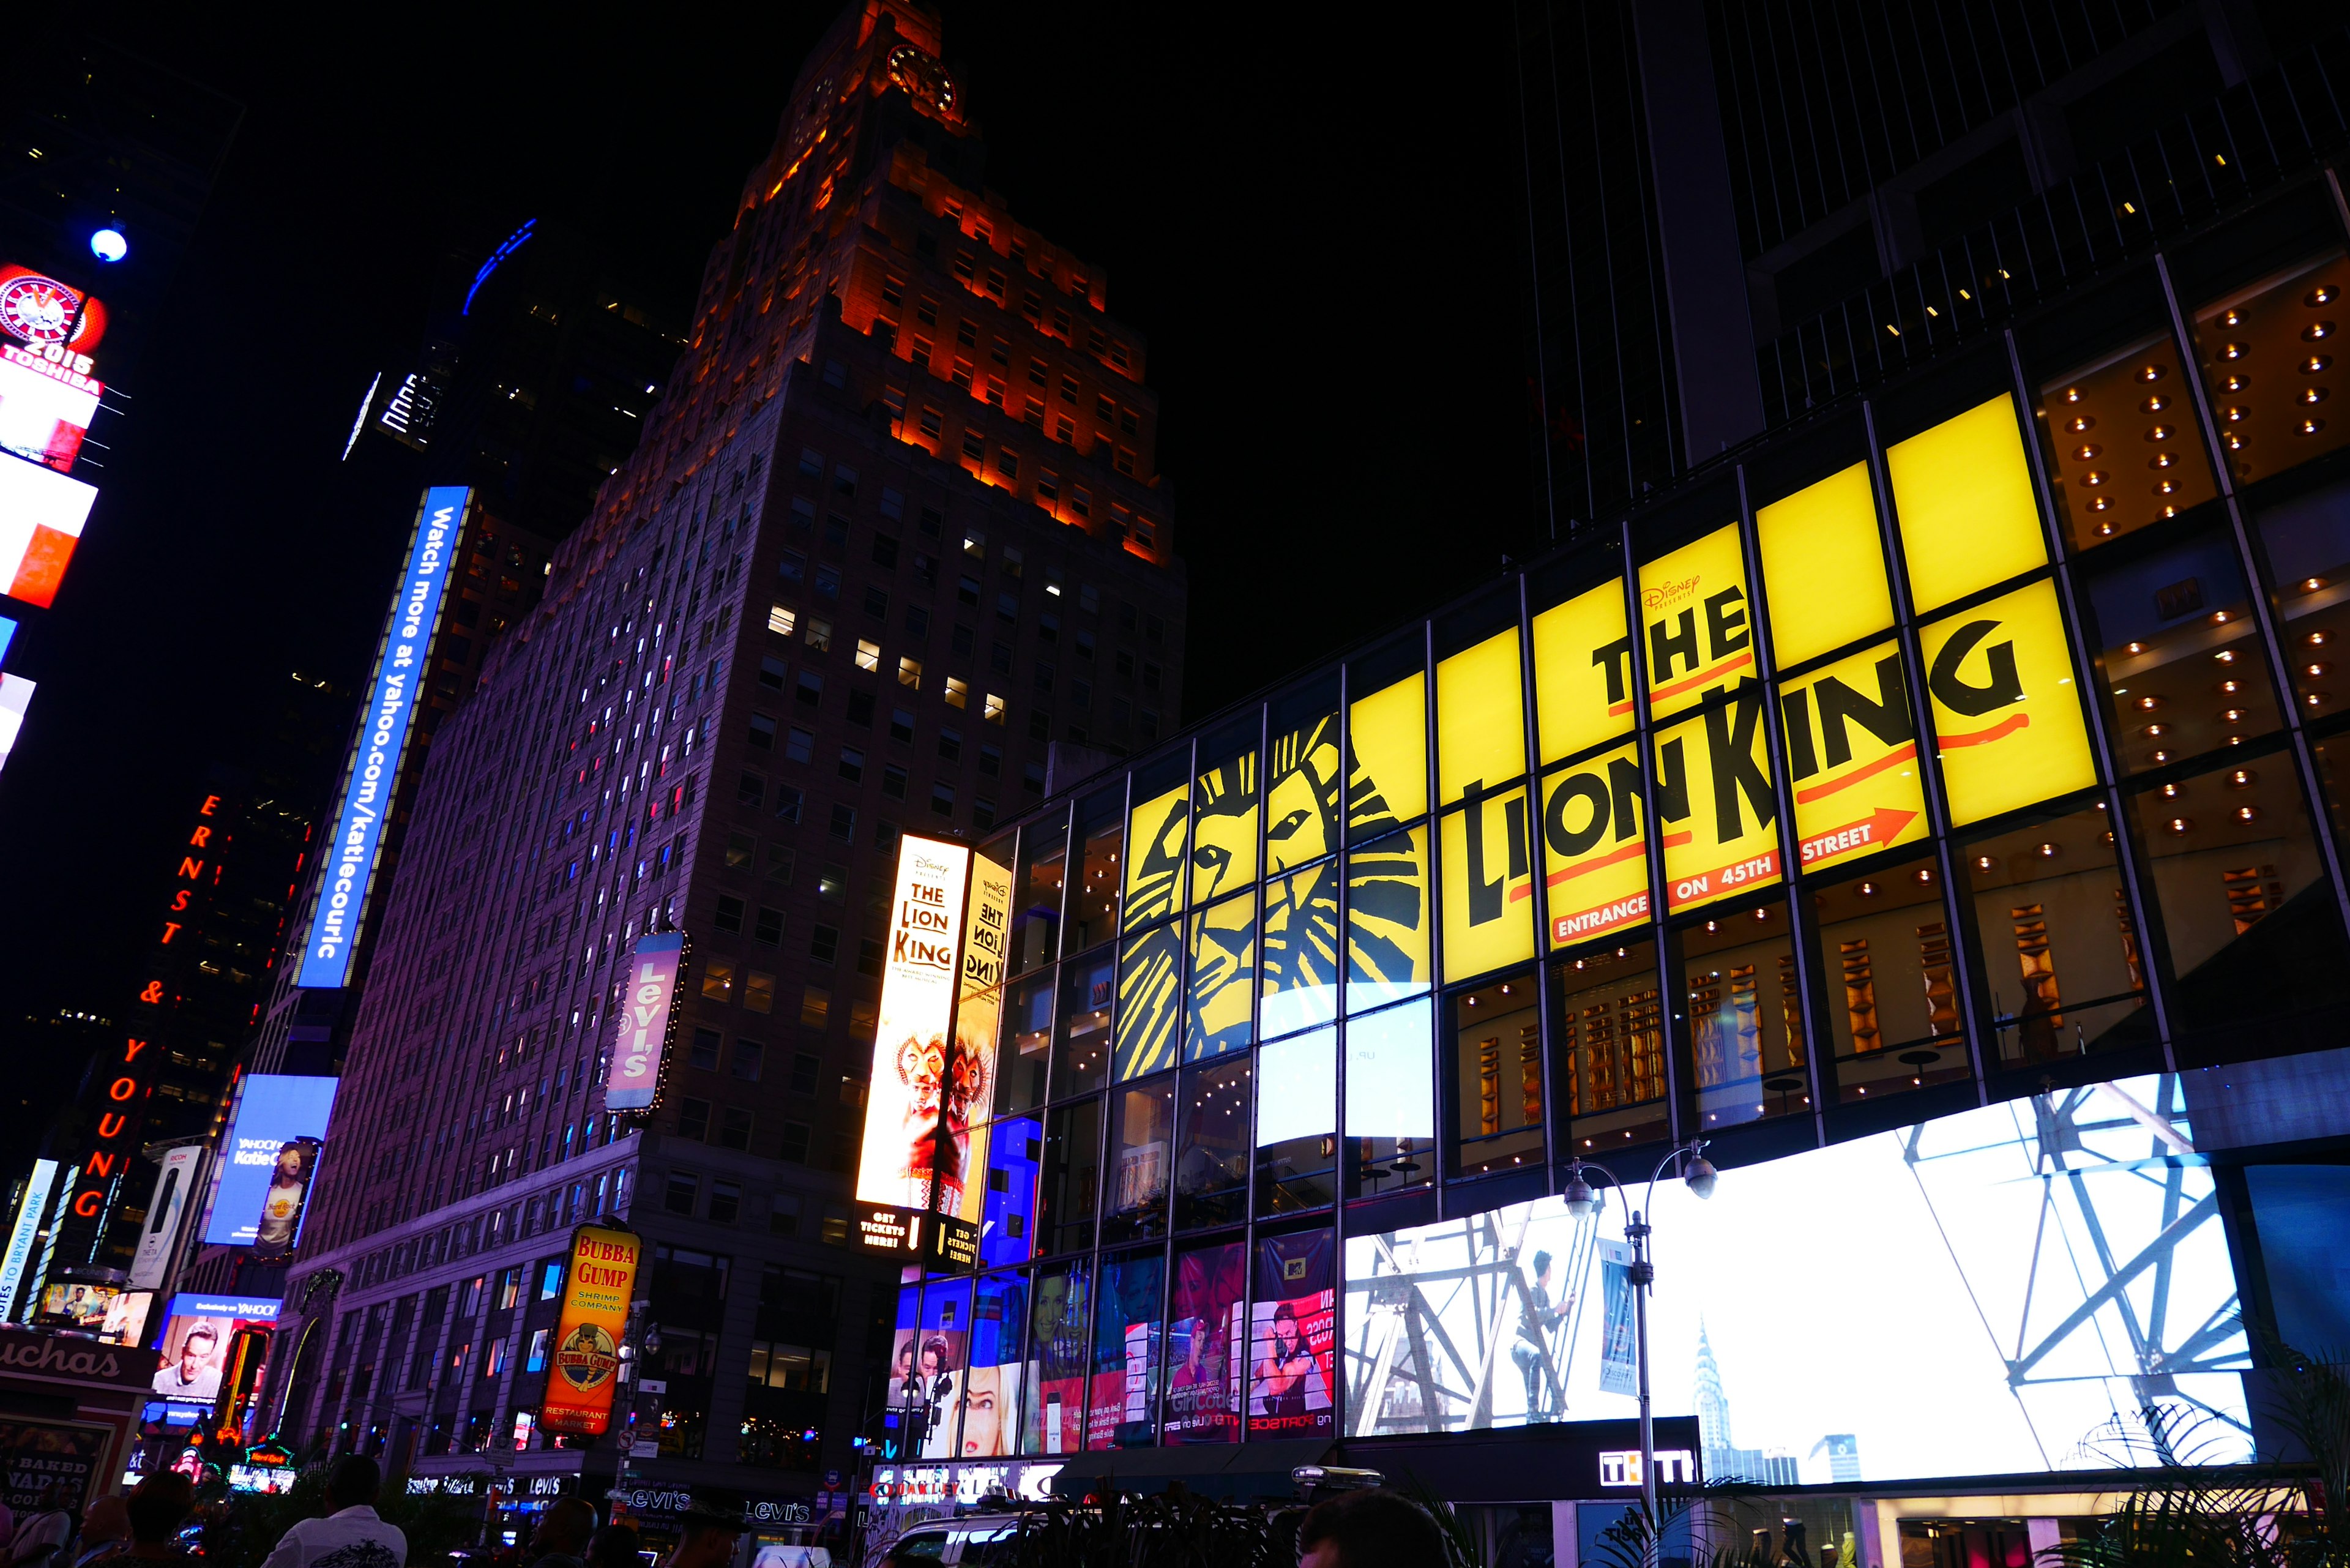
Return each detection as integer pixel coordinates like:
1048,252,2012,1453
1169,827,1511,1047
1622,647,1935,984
0,4,1533,1144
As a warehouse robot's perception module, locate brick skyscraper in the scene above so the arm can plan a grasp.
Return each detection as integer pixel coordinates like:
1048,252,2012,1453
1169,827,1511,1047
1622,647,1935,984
259,0,1185,1509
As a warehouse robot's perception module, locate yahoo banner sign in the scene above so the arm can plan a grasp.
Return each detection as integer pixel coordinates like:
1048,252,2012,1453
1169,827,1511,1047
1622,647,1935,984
297,487,469,988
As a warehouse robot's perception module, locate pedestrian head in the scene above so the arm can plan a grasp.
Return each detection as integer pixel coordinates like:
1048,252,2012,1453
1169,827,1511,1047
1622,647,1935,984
1296,1488,1447,1568
324,1454,381,1512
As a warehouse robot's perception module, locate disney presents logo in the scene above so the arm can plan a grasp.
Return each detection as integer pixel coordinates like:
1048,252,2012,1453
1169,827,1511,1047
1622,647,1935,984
1641,574,1701,611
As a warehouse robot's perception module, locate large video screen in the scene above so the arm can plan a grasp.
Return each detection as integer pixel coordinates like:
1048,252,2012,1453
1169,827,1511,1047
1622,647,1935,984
0,453,95,609
0,349,99,471
0,673,31,775
1343,1073,2248,1483
201,1076,337,1247
151,1293,277,1402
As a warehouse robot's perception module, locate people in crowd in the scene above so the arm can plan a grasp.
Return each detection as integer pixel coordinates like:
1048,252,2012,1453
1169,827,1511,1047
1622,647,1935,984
526,1501,596,1568
259,1457,406,1568
1296,1488,1449,1568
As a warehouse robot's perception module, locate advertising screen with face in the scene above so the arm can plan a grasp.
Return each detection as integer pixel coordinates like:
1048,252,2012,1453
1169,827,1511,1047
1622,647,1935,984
248,1137,320,1263
1023,1260,1089,1457
151,1294,277,1403
203,1077,337,1246
856,836,972,1214
1248,1233,1334,1438
1164,1242,1244,1444
959,1271,1026,1458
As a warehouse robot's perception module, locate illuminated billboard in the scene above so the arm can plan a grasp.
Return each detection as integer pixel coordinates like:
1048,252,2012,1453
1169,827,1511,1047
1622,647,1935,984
539,1225,640,1436
0,673,30,775
949,846,1013,1226
0,267,106,354
201,1076,337,1247
0,454,96,609
296,486,469,988
856,835,974,1213
151,1293,277,1402
0,1159,56,1320
0,345,100,472
1342,1073,2246,1481
130,1146,206,1290
604,931,687,1112
247,1137,320,1263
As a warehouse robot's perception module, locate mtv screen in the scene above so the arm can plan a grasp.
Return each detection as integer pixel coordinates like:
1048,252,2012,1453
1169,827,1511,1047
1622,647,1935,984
1343,1073,2249,1483
203,1076,337,1247
0,452,95,609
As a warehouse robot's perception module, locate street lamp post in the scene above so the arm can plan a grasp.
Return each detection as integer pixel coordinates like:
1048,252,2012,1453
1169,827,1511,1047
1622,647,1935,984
1563,1140,1719,1537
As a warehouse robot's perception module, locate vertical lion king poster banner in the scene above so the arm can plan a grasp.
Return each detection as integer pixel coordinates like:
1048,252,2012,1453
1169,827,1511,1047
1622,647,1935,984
539,1225,640,1436
856,835,974,1214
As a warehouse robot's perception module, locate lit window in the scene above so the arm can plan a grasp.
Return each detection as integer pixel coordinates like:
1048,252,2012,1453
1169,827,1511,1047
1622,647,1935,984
898,655,922,689
983,692,1007,725
805,618,832,652
767,604,796,637
946,676,969,709
855,638,880,672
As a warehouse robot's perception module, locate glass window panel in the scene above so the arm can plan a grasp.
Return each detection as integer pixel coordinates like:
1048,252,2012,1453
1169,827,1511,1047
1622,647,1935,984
1654,690,1781,914
1185,890,1257,1062
1103,1077,1174,1243
1266,711,1342,873
1261,863,1340,1039
1247,1232,1336,1439
1054,946,1114,1099
1011,814,1067,974
1532,577,1633,765
1174,1055,1250,1230
1346,670,1426,832
998,971,1053,1116
2130,752,2349,1043
2253,474,2350,716
1639,523,1755,721
1037,1099,1101,1256
1920,578,2101,823
1439,788,1535,981
977,1112,1040,1270
1165,1241,1245,1444
1437,625,1527,805
1089,1250,1165,1450
1447,969,1543,1178
1256,1026,1336,1214
909,1277,971,1458
1345,999,1433,1195
1112,924,1180,1082
2084,525,2283,775
1553,939,1668,1150
1756,462,1894,668
1886,395,2050,613
1808,854,1971,1104
962,1271,1027,1458
1068,791,1125,952
1682,901,1807,1132
1958,804,2150,1070
1346,826,1430,1010
1540,741,1651,948
1122,781,1188,933
1780,640,1931,871
1023,1259,1090,1455
2037,333,2217,551
1191,749,1259,903
2190,250,2350,487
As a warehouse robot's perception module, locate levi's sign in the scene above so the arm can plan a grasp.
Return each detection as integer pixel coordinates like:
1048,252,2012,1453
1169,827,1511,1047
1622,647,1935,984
604,932,687,1113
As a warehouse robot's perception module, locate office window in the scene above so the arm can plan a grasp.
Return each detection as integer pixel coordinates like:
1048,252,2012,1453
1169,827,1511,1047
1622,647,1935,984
856,639,881,673
702,960,736,1002
689,1028,721,1072
678,1098,712,1141
810,925,840,965
839,747,865,783
786,728,815,764
725,832,755,870
717,1110,753,1152
665,1171,699,1214
714,896,745,934
708,1180,742,1223
731,1040,764,1081
755,905,786,945
747,714,777,751
829,804,857,841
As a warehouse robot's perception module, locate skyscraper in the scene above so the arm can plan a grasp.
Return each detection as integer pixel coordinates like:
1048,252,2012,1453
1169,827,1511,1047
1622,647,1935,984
258,0,1186,1507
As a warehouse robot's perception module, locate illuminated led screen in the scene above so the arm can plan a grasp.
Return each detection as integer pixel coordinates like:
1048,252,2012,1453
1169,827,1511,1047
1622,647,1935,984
856,835,972,1212
0,347,100,471
0,671,32,775
0,453,96,609
201,1076,337,1247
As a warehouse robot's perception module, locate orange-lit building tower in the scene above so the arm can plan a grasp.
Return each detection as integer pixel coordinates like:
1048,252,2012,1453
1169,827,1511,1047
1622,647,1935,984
258,1,1186,1506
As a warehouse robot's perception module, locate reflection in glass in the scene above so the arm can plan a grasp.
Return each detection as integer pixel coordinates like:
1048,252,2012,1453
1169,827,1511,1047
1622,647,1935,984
1103,1077,1174,1243
1447,971,1543,1178
1553,939,1668,1151
1958,805,2148,1068
1012,814,1068,975
1192,750,1259,904
2037,332,2217,550
1164,1242,1245,1444
1185,891,1258,1061
1346,999,1433,1195
1257,1026,1337,1214
1267,711,1341,872
1022,1259,1089,1456
1069,791,1125,951
1346,827,1430,1012
978,1114,1040,1269
1090,1249,1165,1450
1113,922,1181,1082
1807,855,1971,1103
2190,251,2350,487
2130,753,2348,1040
2085,524,2283,774
1037,1099,1101,1257
1174,1056,1250,1230
1053,947,1114,1099
2253,473,2350,717
998,972,1052,1116
1261,862,1340,1039
1681,903,1807,1131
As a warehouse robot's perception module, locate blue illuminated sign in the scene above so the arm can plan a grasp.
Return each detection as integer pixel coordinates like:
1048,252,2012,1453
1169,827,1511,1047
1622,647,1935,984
89,229,127,263
0,614,15,670
295,487,468,988
164,1293,281,1324
463,218,536,316
198,1075,337,1246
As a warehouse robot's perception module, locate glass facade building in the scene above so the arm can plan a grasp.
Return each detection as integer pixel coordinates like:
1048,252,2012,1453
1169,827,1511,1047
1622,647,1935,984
878,183,2350,1501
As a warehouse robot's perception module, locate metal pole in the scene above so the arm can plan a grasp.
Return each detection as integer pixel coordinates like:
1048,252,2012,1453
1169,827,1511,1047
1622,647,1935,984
1631,1207,1656,1548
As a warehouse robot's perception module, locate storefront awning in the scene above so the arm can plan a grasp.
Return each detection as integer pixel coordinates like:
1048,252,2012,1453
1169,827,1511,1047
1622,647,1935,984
1045,1438,1334,1501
